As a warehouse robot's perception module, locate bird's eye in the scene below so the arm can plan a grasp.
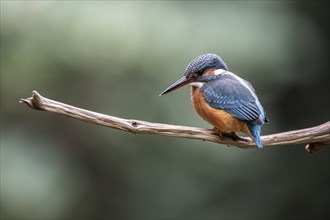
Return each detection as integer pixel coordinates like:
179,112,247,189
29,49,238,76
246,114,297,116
188,72,198,79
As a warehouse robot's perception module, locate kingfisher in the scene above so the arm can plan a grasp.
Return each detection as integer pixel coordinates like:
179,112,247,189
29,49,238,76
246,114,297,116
160,53,269,148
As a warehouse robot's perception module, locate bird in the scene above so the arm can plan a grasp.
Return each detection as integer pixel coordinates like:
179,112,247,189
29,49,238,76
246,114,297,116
159,53,269,148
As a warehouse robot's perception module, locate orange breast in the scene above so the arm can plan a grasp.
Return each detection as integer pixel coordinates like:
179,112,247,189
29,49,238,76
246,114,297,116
190,86,250,135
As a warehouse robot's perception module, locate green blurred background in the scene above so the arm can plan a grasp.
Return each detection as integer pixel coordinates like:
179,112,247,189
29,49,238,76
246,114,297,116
1,1,329,219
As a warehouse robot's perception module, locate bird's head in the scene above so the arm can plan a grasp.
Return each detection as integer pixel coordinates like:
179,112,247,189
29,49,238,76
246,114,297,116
160,53,228,96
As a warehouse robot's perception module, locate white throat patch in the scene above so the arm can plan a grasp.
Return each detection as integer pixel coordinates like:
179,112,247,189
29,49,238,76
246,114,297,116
189,82,204,88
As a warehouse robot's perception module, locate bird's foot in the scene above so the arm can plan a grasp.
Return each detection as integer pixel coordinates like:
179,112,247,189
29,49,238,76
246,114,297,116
212,127,224,139
212,128,247,142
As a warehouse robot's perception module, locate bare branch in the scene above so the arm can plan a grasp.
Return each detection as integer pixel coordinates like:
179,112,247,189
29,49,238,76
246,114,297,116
20,91,330,153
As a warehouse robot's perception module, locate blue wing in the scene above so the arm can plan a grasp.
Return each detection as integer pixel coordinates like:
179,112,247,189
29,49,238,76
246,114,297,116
200,73,267,125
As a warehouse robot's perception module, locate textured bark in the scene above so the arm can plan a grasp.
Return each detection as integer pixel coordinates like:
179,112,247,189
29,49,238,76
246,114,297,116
20,91,330,153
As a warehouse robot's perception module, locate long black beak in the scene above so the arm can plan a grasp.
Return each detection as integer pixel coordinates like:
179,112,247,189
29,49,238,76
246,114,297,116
159,76,192,96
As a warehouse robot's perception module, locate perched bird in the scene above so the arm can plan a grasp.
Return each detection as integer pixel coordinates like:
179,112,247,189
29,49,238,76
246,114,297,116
160,53,269,148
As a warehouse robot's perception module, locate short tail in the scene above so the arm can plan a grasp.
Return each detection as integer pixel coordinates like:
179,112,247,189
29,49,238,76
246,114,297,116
247,124,263,149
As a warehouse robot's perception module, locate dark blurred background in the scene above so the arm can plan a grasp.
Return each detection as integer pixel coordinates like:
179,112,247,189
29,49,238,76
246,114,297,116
1,1,329,220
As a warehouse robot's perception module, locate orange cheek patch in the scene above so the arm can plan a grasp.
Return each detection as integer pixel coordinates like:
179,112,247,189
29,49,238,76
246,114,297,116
203,69,217,76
